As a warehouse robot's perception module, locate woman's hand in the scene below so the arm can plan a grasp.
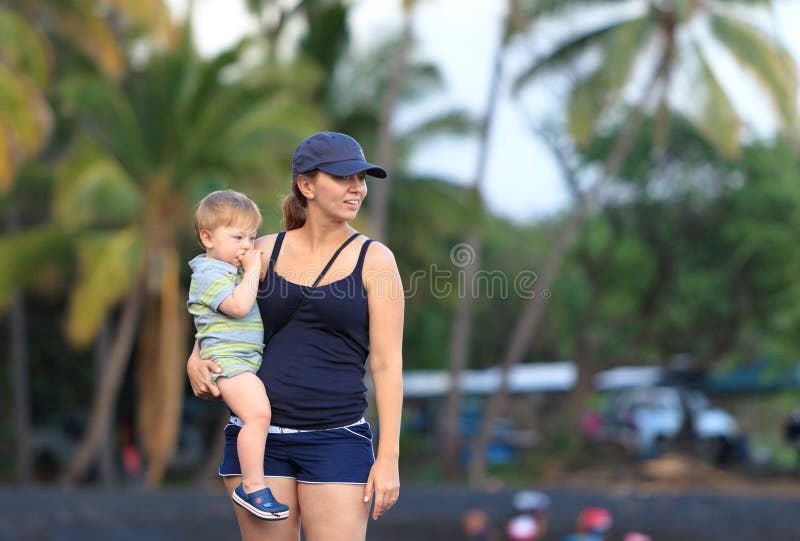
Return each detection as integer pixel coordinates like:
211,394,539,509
363,455,400,520
187,345,222,400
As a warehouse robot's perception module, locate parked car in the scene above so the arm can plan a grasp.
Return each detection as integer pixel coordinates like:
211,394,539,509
603,386,740,458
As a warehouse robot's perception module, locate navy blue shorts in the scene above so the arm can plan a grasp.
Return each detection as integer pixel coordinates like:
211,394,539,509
219,418,375,484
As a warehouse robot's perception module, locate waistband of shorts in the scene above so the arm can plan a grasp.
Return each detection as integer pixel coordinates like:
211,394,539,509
228,415,366,434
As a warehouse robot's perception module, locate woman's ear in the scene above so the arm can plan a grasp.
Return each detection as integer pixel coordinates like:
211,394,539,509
296,175,316,200
199,229,214,249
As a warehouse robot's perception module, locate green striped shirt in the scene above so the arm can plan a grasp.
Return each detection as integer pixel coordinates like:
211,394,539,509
187,255,263,372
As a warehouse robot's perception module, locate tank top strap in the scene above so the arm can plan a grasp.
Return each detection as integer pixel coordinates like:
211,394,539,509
268,231,286,275
354,238,373,275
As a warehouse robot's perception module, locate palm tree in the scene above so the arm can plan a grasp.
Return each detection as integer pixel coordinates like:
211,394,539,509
0,0,176,485
46,30,321,485
0,7,54,189
437,0,529,478
367,0,416,242
466,0,799,485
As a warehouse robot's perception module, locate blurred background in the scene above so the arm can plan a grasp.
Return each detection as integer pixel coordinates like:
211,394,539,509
1,0,800,540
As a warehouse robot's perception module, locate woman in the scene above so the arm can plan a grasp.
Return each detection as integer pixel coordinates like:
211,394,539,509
187,131,404,541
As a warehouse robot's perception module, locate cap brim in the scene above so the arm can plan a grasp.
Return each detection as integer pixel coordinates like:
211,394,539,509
318,159,387,179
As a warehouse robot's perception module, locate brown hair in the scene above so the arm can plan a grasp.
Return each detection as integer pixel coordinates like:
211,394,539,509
281,172,316,230
194,190,262,245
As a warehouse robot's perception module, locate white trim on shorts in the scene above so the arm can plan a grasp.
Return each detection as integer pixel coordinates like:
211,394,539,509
228,415,366,434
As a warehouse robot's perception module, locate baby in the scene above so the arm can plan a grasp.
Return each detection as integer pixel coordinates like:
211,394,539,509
187,190,288,520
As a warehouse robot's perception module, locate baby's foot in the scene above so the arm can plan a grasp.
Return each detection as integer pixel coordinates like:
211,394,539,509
232,483,289,520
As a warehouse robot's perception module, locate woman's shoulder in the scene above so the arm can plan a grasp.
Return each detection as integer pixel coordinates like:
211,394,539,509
255,232,281,253
361,239,397,271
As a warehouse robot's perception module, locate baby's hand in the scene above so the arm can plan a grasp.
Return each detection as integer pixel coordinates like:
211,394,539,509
239,249,263,272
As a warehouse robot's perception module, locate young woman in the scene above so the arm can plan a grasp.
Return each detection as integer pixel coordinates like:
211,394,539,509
187,131,404,541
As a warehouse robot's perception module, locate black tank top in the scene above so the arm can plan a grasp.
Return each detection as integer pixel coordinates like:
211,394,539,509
256,231,372,429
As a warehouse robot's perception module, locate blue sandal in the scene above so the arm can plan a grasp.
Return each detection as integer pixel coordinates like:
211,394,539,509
232,483,290,520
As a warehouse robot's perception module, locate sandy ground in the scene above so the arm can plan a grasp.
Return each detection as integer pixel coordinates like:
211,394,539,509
1,480,798,541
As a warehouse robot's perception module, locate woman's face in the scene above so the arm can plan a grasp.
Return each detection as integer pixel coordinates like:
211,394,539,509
305,171,368,222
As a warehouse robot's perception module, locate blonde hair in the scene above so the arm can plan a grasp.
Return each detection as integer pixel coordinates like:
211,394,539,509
194,190,262,245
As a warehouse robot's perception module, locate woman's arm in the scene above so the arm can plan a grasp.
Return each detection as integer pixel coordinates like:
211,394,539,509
363,242,404,520
186,339,223,399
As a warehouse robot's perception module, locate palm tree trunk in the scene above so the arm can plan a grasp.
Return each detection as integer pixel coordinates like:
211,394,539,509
10,294,32,484
94,320,117,485
440,227,481,478
439,2,510,478
62,270,147,485
466,39,675,487
368,6,413,242
137,247,188,486
7,208,32,485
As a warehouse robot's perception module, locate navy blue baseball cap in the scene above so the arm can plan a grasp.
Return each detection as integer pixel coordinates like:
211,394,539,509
292,131,388,179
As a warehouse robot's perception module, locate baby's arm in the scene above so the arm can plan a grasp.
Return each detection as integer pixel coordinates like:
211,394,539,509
219,249,262,318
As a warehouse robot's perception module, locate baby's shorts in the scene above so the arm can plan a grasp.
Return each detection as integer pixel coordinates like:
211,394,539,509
210,356,261,383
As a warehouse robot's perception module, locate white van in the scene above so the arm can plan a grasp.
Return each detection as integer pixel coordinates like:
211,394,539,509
604,386,739,457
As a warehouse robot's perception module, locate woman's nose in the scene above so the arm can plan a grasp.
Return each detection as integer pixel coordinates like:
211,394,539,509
350,176,366,190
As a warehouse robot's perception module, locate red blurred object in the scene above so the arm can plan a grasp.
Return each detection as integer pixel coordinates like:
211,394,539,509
121,443,142,479
623,533,651,541
576,507,612,534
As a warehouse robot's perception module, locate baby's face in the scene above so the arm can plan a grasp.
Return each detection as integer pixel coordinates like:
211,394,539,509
203,223,258,266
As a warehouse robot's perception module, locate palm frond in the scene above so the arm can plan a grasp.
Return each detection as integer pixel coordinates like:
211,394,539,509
57,76,150,176
687,44,741,158
105,0,177,46
710,13,798,126
0,7,52,87
0,63,52,189
54,138,143,229
524,0,633,19
567,72,606,147
401,110,478,145
66,228,146,348
513,16,649,94
0,226,74,308
51,2,127,79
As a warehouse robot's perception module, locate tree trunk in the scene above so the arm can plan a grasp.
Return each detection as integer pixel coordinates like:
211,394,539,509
439,1,509,477
7,208,32,485
439,227,481,478
368,5,413,242
137,247,188,486
61,270,147,485
95,320,117,485
466,40,675,487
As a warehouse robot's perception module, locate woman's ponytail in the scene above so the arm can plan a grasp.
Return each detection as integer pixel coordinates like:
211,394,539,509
281,180,308,230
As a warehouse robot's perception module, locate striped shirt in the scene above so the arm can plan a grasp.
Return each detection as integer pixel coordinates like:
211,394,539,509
187,255,263,373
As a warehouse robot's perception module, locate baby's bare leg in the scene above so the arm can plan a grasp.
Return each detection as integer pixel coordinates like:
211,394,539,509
217,372,270,492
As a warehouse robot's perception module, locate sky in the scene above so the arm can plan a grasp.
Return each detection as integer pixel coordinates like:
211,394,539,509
164,0,800,224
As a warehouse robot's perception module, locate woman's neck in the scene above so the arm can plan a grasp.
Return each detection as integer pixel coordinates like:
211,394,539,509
295,218,355,254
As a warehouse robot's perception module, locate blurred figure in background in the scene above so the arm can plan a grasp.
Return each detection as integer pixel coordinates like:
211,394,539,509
622,533,651,541
783,406,800,470
505,490,550,540
462,507,501,541
562,507,612,541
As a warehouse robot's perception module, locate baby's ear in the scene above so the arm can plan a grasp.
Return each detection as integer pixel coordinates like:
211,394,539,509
199,229,214,249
